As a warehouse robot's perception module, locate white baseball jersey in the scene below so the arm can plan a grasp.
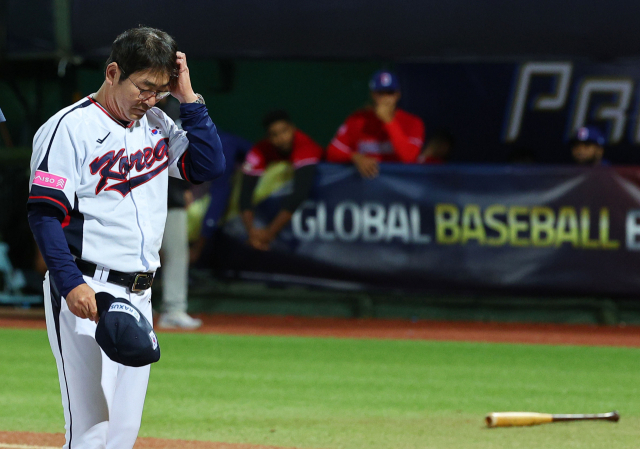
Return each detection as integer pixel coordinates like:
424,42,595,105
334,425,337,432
29,96,189,274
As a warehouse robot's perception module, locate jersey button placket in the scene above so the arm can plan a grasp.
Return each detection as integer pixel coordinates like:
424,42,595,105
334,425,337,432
125,123,151,270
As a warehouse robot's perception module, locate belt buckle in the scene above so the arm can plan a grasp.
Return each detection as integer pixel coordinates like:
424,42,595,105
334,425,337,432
131,273,153,292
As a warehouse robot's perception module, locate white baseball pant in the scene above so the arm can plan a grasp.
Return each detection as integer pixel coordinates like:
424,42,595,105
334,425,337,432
43,271,153,449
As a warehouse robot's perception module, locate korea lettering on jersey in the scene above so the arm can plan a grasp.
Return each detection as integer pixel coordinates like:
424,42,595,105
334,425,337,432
28,96,191,274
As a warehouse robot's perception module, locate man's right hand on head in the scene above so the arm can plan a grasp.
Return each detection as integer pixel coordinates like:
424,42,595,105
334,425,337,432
352,153,380,179
66,283,99,323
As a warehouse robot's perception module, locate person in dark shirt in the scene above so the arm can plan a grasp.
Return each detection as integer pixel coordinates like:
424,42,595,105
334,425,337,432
570,126,610,166
158,177,202,329
240,110,323,250
190,131,253,264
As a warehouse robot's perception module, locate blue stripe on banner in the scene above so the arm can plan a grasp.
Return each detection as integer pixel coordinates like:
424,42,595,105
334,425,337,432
215,163,640,296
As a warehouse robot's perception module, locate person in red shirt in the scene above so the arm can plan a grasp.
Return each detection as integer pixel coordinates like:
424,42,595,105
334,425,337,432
240,110,323,250
327,70,425,178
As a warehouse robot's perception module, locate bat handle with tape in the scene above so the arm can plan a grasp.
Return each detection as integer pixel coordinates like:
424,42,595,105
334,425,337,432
551,411,620,423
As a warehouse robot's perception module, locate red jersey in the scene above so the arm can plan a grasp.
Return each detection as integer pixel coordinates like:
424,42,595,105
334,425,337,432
326,109,425,163
242,130,323,176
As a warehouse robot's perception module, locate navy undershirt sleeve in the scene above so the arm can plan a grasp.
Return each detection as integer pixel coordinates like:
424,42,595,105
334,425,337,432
179,103,226,183
27,204,85,297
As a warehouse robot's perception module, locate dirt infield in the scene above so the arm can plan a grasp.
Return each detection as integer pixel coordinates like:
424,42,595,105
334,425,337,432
0,431,295,449
192,314,640,347
2,310,640,347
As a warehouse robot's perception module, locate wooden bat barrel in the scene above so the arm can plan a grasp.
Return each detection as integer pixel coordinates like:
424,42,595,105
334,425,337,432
486,412,554,427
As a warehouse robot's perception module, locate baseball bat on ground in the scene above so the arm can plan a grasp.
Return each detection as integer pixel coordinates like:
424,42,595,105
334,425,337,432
485,411,620,428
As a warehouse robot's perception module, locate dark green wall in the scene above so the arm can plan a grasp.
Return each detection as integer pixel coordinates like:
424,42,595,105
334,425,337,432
0,77,66,147
76,59,387,146
1,59,387,147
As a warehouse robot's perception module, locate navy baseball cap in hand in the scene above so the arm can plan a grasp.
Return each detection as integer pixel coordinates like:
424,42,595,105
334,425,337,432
94,292,160,367
369,70,400,92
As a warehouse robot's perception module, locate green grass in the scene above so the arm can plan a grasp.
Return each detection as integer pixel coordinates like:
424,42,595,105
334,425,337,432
1,327,639,448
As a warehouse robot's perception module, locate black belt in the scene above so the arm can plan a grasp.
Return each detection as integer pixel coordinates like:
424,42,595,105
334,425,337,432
76,259,154,292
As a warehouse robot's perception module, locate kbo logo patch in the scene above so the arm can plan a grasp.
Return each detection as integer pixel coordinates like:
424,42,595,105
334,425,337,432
33,171,67,190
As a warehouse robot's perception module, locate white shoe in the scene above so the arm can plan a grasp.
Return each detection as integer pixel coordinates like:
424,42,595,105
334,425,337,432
157,311,202,330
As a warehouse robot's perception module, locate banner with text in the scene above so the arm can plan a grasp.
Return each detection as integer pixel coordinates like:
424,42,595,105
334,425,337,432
215,164,640,295
396,61,640,165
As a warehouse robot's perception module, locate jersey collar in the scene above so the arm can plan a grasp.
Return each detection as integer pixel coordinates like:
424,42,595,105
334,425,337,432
88,96,135,129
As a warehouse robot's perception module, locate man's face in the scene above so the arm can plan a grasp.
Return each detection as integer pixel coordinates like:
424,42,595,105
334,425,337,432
267,120,296,152
112,67,171,121
371,90,401,108
572,142,603,165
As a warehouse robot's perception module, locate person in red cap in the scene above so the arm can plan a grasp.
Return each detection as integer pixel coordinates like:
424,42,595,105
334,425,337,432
326,70,425,178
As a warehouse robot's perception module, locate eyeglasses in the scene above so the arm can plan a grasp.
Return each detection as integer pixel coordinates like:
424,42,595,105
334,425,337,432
126,75,172,101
